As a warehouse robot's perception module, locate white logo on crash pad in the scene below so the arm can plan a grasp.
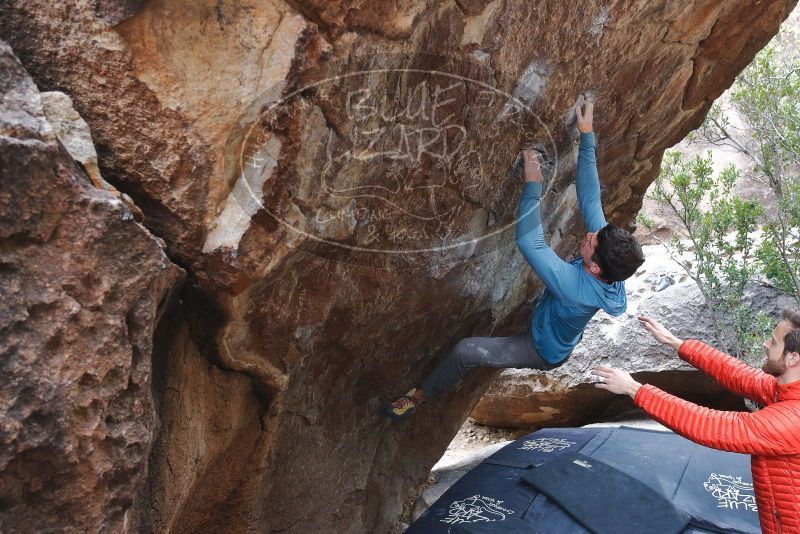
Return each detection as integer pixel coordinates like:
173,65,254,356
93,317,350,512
440,495,515,524
518,437,577,453
703,473,758,512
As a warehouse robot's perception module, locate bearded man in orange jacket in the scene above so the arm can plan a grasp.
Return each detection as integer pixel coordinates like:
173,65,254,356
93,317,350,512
592,310,800,534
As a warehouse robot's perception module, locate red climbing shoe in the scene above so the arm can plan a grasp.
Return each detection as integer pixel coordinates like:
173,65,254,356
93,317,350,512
384,389,419,420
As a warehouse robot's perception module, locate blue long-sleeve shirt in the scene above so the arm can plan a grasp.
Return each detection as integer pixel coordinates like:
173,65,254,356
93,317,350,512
515,131,627,363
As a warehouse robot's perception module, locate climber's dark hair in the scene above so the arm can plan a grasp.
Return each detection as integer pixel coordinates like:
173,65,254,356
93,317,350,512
592,224,645,282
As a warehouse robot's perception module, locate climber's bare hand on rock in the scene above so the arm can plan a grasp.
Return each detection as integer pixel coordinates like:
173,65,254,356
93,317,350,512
522,150,543,183
575,98,594,133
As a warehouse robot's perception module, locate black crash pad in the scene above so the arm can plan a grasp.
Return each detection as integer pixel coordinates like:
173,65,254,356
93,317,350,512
405,426,758,534
522,452,691,534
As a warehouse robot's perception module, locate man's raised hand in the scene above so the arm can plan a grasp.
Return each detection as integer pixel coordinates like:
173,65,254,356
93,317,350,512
575,97,594,133
638,316,683,350
522,150,543,183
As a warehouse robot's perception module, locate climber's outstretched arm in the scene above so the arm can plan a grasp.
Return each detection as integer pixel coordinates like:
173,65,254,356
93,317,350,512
515,151,581,305
574,99,607,233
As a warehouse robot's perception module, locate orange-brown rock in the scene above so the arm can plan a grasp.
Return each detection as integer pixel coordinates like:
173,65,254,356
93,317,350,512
0,0,797,532
0,40,182,532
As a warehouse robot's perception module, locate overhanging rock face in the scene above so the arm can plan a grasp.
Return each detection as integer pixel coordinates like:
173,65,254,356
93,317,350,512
0,1,797,532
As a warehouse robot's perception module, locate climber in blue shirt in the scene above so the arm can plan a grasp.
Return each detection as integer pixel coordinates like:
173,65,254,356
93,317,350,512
385,99,645,420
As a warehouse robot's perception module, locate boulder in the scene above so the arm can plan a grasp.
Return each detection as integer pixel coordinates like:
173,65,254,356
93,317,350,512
0,0,797,532
471,245,798,428
39,90,143,220
0,40,183,532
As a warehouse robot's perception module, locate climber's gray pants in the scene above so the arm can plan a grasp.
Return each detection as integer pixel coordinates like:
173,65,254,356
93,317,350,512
419,330,563,398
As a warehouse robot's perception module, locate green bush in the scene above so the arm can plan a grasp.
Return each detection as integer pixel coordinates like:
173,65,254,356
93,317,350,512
643,150,765,363
644,23,799,365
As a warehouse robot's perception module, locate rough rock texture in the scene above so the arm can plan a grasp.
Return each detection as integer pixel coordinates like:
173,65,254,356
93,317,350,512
471,245,798,428
39,90,143,220
40,91,106,189
0,0,797,532
0,41,183,533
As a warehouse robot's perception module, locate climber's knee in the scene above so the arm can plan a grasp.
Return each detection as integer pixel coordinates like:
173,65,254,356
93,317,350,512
454,338,486,371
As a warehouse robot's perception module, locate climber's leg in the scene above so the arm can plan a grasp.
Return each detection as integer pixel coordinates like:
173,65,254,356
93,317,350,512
384,330,558,420
418,330,557,398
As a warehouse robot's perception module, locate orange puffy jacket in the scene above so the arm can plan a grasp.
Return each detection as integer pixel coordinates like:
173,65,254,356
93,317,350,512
634,339,800,534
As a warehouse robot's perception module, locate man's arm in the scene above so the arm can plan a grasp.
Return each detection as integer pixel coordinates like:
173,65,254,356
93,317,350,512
574,100,607,233
638,317,777,406
515,156,581,303
576,131,607,233
634,384,800,456
677,339,777,406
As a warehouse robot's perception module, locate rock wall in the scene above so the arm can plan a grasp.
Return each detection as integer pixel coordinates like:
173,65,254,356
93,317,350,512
0,41,182,532
0,0,797,532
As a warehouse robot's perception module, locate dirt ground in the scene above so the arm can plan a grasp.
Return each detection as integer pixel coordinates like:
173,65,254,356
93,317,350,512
434,418,524,466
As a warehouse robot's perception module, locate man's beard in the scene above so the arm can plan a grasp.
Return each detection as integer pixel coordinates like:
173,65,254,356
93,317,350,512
762,356,789,377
